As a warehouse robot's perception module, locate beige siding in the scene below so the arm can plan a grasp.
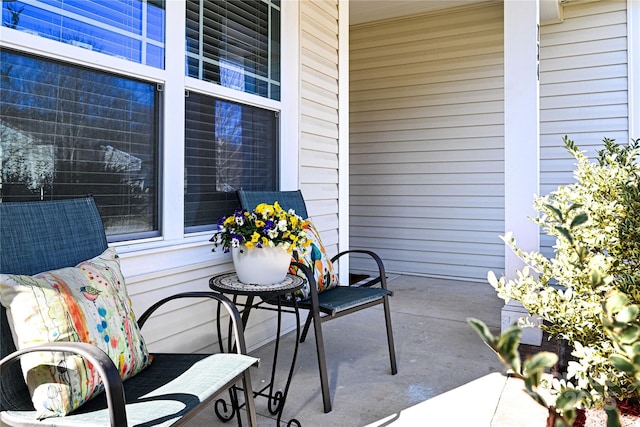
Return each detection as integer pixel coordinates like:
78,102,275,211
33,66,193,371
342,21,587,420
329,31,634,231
120,248,280,354
540,0,629,255
300,0,341,253
349,2,505,281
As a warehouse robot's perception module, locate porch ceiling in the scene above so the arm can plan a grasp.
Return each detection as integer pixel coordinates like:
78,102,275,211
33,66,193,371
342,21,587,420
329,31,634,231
349,0,563,25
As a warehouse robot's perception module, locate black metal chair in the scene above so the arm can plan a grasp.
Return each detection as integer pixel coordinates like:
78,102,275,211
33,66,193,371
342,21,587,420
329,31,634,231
237,190,397,413
0,197,259,426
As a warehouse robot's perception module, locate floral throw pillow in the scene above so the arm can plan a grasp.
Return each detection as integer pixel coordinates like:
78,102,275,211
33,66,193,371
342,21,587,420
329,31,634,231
0,247,151,419
289,221,338,300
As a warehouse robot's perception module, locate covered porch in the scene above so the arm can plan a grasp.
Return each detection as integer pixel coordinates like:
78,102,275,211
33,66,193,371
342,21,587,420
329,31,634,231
0,0,637,425
186,275,547,426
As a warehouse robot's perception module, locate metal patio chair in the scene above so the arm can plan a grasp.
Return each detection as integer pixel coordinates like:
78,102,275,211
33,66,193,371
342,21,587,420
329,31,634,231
237,190,397,413
0,197,258,426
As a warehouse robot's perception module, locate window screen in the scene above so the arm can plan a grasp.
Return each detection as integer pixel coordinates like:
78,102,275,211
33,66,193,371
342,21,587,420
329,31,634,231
185,0,281,100
184,91,278,232
0,50,160,240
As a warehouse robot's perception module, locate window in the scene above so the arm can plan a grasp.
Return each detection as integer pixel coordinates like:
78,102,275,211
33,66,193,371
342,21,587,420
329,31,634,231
185,0,281,100
2,0,284,243
184,91,278,232
2,0,165,68
184,0,282,232
0,50,160,240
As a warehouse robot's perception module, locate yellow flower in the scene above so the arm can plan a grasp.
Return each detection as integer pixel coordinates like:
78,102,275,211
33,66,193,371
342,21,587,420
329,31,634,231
211,201,309,253
255,203,274,218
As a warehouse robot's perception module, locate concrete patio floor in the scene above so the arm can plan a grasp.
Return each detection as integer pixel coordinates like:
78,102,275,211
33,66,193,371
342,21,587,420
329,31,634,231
188,275,548,426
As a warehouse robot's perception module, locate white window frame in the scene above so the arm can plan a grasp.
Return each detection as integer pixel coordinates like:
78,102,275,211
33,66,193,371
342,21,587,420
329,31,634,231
0,1,299,266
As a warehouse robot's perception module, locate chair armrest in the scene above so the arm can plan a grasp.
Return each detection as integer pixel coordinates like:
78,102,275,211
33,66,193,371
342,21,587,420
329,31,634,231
0,342,126,427
331,250,388,290
136,291,250,355
290,261,328,313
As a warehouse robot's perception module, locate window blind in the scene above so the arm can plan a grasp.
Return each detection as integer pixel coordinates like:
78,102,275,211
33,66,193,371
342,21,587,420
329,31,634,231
0,50,160,240
184,91,278,231
185,0,280,100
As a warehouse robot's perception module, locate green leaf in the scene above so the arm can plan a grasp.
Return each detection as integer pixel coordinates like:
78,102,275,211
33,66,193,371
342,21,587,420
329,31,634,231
523,389,549,408
496,326,522,374
606,292,629,315
570,213,588,228
567,203,583,213
544,204,564,222
605,406,621,427
576,246,589,261
618,325,640,344
591,269,603,288
524,352,558,376
555,226,574,244
560,409,577,427
468,318,496,347
554,388,583,412
615,305,639,324
609,354,634,374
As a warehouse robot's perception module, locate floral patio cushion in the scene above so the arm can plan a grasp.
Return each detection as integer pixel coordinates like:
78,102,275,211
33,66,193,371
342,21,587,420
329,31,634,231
0,248,151,419
289,221,338,300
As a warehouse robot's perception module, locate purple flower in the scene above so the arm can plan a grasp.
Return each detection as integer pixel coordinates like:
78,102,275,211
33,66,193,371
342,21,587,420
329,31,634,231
231,233,243,248
216,216,226,230
234,212,244,226
263,219,275,231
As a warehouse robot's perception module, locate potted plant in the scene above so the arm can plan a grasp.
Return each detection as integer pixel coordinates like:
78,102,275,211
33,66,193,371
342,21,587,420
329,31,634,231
472,136,640,426
210,202,311,284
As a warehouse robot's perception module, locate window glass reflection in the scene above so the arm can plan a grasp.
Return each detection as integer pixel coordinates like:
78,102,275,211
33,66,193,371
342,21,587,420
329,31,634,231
2,0,165,68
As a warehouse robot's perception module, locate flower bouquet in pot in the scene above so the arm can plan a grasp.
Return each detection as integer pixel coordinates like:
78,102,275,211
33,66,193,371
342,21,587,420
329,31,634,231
210,202,312,285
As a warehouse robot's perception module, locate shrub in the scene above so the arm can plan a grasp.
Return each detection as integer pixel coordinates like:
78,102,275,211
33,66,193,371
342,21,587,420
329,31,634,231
489,136,640,410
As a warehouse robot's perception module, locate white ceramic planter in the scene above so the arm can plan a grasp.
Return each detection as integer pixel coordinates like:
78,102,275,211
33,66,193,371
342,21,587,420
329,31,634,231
232,245,291,284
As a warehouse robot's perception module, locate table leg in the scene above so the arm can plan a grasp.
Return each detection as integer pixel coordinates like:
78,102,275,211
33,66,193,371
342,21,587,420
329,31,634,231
270,297,301,426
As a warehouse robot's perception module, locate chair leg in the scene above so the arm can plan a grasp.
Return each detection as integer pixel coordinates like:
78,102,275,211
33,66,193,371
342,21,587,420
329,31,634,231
300,311,313,343
311,310,332,413
383,295,398,375
242,371,258,427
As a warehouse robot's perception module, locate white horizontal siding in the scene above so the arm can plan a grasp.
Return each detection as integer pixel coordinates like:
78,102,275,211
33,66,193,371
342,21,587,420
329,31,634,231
350,2,504,281
117,247,287,354
300,0,341,257
539,0,629,256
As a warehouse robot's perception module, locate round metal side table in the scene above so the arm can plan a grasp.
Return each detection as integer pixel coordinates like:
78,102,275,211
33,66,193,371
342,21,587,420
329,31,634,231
210,272,304,427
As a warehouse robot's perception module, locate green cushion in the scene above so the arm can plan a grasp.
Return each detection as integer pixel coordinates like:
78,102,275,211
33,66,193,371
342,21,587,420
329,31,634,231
300,286,392,313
